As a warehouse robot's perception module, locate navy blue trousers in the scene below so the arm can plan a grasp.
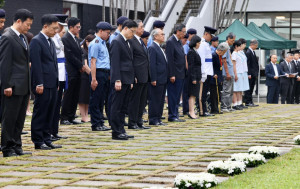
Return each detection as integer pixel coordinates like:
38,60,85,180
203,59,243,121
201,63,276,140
167,79,184,120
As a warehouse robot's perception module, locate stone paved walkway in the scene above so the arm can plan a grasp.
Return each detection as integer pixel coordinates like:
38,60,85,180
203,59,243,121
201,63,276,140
0,103,299,189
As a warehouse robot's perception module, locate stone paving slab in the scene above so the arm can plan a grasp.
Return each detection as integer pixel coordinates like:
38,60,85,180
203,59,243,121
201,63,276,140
0,103,299,188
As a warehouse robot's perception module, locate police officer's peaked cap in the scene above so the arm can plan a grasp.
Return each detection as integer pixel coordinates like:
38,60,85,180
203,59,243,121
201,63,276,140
141,31,150,38
204,26,217,34
96,22,112,30
153,20,165,29
53,14,68,26
187,28,197,35
117,16,128,25
211,36,219,41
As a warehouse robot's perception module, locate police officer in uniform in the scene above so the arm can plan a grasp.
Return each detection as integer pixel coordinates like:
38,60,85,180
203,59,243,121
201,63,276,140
89,22,112,131
108,16,128,44
147,20,165,47
197,26,217,116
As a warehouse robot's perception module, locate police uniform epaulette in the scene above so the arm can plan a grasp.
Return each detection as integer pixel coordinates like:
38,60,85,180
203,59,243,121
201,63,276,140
95,40,99,43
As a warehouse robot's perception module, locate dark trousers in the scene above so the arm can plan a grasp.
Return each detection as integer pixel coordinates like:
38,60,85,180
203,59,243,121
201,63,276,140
244,76,257,104
31,88,57,146
167,79,184,120
280,82,293,104
182,77,189,114
210,82,222,113
1,94,28,153
128,83,148,126
293,81,300,104
110,84,131,136
52,81,65,135
201,76,212,114
61,77,81,121
90,70,109,128
267,85,280,104
148,83,166,124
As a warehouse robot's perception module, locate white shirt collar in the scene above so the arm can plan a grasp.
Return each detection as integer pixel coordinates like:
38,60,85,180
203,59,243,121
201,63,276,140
68,30,76,39
173,34,179,41
249,47,254,53
10,26,21,36
153,41,161,47
120,33,127,42
40,31,49,40
134,34,141,42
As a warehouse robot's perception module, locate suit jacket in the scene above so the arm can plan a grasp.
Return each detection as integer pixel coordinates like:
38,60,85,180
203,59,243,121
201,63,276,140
187,48,201,82
0,28,30,95
62,32,83,78
165,35,186,79
30,32,58,91
279,60,295,85
211,51,223,85
246,48,259,77
128,36,149,83
265,62,283,86
110,34,134,84
148,42,168,85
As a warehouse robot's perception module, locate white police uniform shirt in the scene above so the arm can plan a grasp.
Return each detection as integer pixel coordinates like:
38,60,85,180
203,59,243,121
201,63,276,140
197,37,213,79
52,33,66,81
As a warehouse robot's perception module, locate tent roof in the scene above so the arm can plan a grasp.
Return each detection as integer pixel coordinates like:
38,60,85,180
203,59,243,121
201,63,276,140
260,23,297,49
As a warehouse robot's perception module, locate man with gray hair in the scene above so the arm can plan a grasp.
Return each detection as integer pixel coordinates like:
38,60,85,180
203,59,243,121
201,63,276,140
244,39,259,106
210,42,229,114
148,28,168,125
280,53,296,104
221,32,236,112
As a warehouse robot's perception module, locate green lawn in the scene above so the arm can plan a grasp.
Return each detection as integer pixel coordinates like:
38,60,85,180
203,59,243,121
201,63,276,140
215,147,300,189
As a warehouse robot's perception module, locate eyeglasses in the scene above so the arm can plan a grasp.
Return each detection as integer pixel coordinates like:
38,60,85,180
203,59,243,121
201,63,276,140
129,28,136,33
75,26,81,29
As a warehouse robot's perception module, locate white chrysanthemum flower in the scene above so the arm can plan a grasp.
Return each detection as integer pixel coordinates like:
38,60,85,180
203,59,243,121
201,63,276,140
293,135,300,144
174,172,218,188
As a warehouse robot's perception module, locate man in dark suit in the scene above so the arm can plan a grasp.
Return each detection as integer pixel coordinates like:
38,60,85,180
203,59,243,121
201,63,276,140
291,50,300,104
265,55,284,104
127,20,150,130
280,53,296,104
30,14,62,150
0,9,33,157
110,20,138,140
148,28,168,126
166,23,186,122
245,39,259,107
60,17,89,125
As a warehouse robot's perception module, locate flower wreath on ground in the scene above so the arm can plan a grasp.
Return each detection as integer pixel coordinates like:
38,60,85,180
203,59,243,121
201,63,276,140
174,172,218,189
207,160,246,176
248,146,280,159
293,135,300,145
229,153,266,167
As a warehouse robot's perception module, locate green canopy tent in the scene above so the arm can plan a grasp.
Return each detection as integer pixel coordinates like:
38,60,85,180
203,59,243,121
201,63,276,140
247,22,287,49
260,23,297,49
217,20,273,49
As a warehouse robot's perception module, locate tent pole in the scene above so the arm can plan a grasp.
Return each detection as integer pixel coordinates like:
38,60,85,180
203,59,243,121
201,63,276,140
258,48,261,104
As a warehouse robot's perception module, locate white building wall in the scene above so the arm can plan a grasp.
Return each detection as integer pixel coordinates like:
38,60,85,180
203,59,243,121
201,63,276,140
186,0,214,35
234,0,300,12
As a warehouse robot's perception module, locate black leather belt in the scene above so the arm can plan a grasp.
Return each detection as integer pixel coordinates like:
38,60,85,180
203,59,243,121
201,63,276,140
96,68,110,73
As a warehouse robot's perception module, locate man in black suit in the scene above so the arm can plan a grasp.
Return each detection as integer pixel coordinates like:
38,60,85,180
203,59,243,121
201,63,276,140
291,50,300,104
127,20,151,130
148,28,168,126
166,23,186,122
265,55,284,104
30,14,62,150
245,39,259,107
280,53,296,104
110,20,138,140
0,9,33,157
60,17,89,125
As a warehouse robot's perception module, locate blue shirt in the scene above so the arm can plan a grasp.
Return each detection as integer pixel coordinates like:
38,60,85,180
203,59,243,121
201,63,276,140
88,35,110,69
108,29,120,44
183,40,190,55
210,46,216,53
222,48,234,76
147,35,153,47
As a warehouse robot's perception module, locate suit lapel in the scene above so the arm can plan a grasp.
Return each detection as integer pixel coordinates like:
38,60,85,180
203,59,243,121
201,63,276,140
154,42,167,62
120,35,132,59
9,29,27,50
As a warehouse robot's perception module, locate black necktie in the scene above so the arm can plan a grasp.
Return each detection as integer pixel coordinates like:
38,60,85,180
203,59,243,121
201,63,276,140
140,38,147,52
48,38,54,55
74,36,80,48
19,34,27,49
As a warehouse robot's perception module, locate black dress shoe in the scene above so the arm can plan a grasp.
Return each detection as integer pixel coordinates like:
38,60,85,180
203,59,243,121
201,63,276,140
211,111,223,114
168,118,186,122
50,135,59,141
47,143,62,149
35,144,51,150
70,120,82,124
102,125,111,131
158,122,167,126
138,125,151,129
124,133,134,138
3,151,18,157
112,133,128,140
179,114,184,117
149,121,160,126
240,104,248,109
60,120,73,125
74,114,79,118
128,125,139,129
161,116,166,119
92,126,106,131
21,131,28,135
232,106,243,110
143,119,148,123
15,149,32,156
53,134,68,139
200,112,215,117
